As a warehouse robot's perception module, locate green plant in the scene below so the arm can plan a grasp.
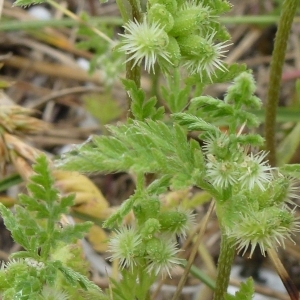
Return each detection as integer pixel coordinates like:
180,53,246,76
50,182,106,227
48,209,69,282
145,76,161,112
0,155,106,300
59,69,300,300
4,0,300,300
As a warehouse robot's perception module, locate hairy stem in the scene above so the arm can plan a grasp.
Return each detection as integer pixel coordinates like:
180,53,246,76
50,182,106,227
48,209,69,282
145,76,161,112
264,0,298,166
125,0,142,117
116,0,130,23
213,234,235,300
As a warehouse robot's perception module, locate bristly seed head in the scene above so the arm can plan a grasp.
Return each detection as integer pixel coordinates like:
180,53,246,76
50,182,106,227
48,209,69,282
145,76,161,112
119,18,171,73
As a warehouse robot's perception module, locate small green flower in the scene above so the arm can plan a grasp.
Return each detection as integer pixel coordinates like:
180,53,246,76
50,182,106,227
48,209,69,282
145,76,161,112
107,227,142,270
239,151,273,191
119,18,171,73
206,156,238,189
203,132,241,161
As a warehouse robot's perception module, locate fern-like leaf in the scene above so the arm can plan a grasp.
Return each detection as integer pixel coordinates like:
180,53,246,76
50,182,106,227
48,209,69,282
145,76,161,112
225,278,254,300
172,113,221,134
58,120,206,190
0,155,101,298
13,0,46,6
57,264,100,291
122,79,164,121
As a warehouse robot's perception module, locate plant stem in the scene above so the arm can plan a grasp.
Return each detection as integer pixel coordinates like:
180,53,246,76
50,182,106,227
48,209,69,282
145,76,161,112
124,0,142,117
264,0,298,166
0,18,123,31
116,0,130,23
126,0,142,87
5,16,300,33
213,234,235,300
220,15,300,25
128,0,142,23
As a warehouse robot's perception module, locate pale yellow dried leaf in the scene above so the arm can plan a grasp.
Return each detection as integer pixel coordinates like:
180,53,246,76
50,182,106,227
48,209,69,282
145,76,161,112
0,195,17,208
10,153,34,180
86,224,109,252
0,105,49,133
4,133,44,162
53,170,109,219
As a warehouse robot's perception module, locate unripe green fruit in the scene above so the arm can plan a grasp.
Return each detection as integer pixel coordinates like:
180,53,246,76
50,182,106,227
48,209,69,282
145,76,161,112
177,35,213,58
148,0,177,15
146,238,163,260
148,4,174,33
166,36,181,66
277,210,294,229
170,7,211,37
157,36,181,72
134,242,146,257
209,23,231,41
158,210,187,233
272,177,290,205
140,218,161,239
133,197,161,223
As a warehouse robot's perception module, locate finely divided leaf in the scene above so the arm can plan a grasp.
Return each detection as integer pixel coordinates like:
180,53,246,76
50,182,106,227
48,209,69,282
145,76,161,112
58,120,206,189
57,222,93,243
172,113,220,134
161,70,192,113
0,155,100,298
191,96,234,116
122,79,164,121
13,0,46,6
0,204,30,250
225,278,254,300
58,264,101,291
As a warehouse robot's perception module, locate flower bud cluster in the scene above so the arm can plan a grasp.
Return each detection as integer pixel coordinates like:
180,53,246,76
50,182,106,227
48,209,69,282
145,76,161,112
190,69,300,258
203,132,300,257
119,0,231,79
204,133,273,191
226,180,300,257
108,197,194,277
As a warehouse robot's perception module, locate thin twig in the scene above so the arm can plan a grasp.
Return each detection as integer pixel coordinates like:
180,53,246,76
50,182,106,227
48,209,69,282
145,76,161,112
171,200,215,300
26,86,104,109
46,0,115,46
267,248,299,300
